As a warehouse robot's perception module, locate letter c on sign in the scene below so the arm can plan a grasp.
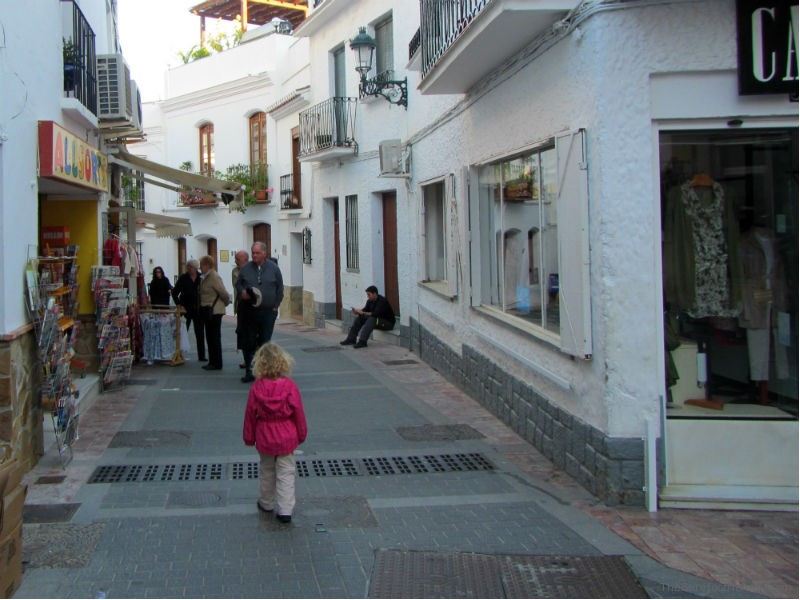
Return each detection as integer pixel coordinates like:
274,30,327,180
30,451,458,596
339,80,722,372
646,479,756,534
752,7,777,82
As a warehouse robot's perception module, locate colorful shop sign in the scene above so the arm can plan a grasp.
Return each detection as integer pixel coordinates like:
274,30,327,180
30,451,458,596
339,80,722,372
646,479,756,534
38,121,109,192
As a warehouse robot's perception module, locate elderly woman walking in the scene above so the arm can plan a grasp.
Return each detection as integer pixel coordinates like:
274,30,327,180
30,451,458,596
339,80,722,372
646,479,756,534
198,255,231,371
172,259,206,361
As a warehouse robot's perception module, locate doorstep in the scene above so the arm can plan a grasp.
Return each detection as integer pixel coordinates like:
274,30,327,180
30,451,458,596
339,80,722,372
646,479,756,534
325,319,403,347
659,483,799,511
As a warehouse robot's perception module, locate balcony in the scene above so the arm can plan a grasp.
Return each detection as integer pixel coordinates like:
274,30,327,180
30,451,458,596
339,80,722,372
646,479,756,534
418,0,577,95
280,173,301,209
61,0,97,116
298,97,358,162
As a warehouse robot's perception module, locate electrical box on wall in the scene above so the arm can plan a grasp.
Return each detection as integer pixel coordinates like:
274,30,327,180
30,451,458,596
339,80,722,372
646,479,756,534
379,139,410,178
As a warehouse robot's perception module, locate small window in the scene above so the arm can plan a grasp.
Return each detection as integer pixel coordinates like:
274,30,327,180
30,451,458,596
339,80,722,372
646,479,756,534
422,181,446,282
199,123,214,176
249,112,266,166
375,16,394,76
345,195,359,270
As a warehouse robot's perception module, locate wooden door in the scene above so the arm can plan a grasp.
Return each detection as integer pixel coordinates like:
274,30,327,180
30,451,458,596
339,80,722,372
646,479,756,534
382,192,399,317
253,223,271,257
177,238,187,273
291,128,301,207
333,199,342,320
207,238,217,266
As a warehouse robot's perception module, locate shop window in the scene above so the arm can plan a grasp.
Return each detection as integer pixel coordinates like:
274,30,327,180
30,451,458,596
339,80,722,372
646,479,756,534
199,123,214,176
660,128,798,412
422,180,446,282
469,130,591,357
345,194,359,270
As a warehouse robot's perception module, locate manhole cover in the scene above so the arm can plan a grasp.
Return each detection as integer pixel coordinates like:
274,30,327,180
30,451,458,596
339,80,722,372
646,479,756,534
396,424,485,442
109,430,191,448
301,346,343,352
23,503,81,523
23,523,105,569
35,475,66,485
166,491,227,508
382,359,419,366
368,551,648,599
499,555,648,598
369,550,504,598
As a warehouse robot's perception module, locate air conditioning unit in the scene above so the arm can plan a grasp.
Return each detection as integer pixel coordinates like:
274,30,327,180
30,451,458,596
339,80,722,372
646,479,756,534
97,53,133,122
129,80,143,133
379,139,410,178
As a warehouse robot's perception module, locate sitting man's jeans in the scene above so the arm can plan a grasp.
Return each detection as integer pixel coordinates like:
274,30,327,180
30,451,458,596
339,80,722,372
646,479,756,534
345,315,393,343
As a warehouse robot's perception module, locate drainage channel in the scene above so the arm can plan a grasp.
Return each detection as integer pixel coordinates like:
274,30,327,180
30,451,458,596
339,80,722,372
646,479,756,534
88,452,494,484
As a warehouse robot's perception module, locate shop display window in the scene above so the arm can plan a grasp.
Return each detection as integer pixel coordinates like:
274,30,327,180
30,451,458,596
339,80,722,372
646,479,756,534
477,144,559,333
660,128,798,414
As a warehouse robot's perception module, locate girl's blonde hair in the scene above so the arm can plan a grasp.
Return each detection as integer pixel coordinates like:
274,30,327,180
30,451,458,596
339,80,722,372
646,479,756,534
252,342,294,380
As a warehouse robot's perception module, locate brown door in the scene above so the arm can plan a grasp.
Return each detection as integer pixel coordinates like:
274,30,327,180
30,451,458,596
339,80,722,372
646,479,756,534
382,192,399,316
207,238,217,265
291,127,301,208
333,199,342,320
177,238,187,273
253,223,271,256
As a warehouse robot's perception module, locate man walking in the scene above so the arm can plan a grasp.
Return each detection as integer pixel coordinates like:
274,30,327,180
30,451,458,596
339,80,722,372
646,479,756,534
340,285,395,348
232,250,249,369
236,242,284,382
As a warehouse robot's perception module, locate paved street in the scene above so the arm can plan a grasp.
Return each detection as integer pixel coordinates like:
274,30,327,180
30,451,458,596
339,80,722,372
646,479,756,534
16,320,796,599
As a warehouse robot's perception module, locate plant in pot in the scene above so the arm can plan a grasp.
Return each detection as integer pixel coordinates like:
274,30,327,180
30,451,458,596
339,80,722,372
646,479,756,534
220,163,255,212
250,163,271,203
63,38,79,95
177,161,208,206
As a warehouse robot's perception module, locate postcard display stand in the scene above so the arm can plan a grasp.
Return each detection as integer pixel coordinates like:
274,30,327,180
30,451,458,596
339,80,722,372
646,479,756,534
92,266,133,392
25,251,81,464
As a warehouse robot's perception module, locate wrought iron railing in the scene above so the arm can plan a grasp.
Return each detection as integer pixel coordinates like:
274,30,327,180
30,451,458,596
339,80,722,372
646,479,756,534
280,173,301,209
409,27,421,61
61,0,97,115
298,97,358,158
420,0,490,78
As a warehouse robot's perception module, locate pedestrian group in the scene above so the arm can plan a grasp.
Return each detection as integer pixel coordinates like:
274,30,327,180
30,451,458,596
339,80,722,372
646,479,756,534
148,241,395,524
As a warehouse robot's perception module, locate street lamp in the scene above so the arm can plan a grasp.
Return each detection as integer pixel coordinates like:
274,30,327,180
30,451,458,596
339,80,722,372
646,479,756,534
349,27,407,108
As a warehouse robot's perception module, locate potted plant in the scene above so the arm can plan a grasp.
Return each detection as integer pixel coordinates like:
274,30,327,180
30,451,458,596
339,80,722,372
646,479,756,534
63,38,79,94
177,161,212,207
250,163,270,203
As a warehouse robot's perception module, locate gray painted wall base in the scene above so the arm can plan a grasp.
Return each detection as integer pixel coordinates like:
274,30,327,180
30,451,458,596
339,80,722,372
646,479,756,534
409,318,645,506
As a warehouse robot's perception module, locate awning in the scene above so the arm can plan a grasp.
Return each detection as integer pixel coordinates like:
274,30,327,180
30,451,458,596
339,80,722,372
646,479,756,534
107,207,192,238
107,147,243,201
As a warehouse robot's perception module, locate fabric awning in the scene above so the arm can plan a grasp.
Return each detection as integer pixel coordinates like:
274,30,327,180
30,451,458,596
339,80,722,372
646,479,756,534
107,147,243,200
107,207,193,238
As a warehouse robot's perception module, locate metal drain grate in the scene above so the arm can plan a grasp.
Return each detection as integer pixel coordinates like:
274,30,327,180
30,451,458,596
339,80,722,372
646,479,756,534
301,346,343,353
87,453,494,484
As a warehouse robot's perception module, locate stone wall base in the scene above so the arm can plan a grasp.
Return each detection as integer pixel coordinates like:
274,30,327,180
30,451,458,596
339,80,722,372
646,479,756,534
286,286,303,319
409,318,645,506
0,330,43,470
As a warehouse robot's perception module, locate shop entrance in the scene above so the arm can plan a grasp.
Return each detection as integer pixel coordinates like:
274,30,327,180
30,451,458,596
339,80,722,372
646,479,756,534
659,128,798,507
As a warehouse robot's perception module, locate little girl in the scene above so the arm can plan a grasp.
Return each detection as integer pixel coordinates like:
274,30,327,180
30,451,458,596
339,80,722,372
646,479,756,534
243,343,307,523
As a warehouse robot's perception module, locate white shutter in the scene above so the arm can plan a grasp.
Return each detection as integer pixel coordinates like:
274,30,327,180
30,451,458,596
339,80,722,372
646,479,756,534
445,173,457,297
467,166,482,307
556,129,592,359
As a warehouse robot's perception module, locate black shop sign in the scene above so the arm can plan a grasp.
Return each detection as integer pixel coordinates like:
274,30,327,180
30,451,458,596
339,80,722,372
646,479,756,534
736,0,799,95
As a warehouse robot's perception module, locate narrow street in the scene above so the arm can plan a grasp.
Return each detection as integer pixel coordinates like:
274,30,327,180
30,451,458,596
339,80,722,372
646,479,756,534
16,321,795,599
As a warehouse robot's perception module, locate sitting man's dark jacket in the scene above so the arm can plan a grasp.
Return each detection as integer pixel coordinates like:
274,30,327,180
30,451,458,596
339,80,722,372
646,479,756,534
362,294,395,328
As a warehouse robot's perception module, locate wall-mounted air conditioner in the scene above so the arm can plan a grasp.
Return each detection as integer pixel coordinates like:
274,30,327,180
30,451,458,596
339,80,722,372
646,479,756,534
129,79,143,133
379,139,410,178
97,53,133,122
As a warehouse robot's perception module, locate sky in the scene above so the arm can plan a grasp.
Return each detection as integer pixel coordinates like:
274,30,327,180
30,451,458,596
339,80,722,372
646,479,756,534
117,0,237,103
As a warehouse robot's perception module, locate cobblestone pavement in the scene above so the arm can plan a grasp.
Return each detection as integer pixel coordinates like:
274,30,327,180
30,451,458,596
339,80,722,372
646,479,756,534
16,319,796,599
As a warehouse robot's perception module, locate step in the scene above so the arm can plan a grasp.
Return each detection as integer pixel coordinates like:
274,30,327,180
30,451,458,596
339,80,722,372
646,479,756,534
325,319,403,346
659,483,798,511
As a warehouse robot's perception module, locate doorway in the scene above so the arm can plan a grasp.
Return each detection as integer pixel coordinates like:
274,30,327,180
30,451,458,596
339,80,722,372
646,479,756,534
292,127,302,208
177,238,187,273
333,199,342,320
382,191,399,316
253,223,271,257
206,238,217,265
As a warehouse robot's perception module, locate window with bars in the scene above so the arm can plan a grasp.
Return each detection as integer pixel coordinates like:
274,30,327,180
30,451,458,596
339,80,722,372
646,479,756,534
199,123,214,176
375,16,394,76
345,195,359,271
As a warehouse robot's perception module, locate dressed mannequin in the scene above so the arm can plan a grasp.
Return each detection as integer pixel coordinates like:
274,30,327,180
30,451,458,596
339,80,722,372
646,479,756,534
738,222,787,404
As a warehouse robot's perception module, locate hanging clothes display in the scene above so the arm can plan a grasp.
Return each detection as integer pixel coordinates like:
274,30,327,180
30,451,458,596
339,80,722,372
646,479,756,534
140,312,178,362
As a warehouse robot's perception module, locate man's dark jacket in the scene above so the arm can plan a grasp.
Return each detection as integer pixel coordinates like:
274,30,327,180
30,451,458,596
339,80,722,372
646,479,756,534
362,294,395,326
235,259,284,310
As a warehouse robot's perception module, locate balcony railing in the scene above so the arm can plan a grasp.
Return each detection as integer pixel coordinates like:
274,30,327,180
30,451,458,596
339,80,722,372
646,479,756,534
298,97,358,158
280,173,301,209
409,27,421,61
61,0,97,115
420,0,490,78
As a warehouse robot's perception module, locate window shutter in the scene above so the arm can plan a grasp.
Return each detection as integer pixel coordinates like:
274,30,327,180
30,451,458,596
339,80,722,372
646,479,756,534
555,129,592,359
467,166,482,307
445,173,459,298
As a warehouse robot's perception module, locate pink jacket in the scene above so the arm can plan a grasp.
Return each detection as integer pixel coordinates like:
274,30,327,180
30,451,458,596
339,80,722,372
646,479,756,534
243,377,307,456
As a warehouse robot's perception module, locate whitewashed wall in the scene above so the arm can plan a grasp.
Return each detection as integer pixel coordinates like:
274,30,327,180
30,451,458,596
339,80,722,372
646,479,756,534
0,0,111,333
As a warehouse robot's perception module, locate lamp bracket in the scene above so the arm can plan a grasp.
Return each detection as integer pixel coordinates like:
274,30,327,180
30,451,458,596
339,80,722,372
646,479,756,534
359,72,408,108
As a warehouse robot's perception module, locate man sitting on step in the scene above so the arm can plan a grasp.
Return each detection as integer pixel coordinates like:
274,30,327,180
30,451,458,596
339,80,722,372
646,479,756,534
340,285,396,349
